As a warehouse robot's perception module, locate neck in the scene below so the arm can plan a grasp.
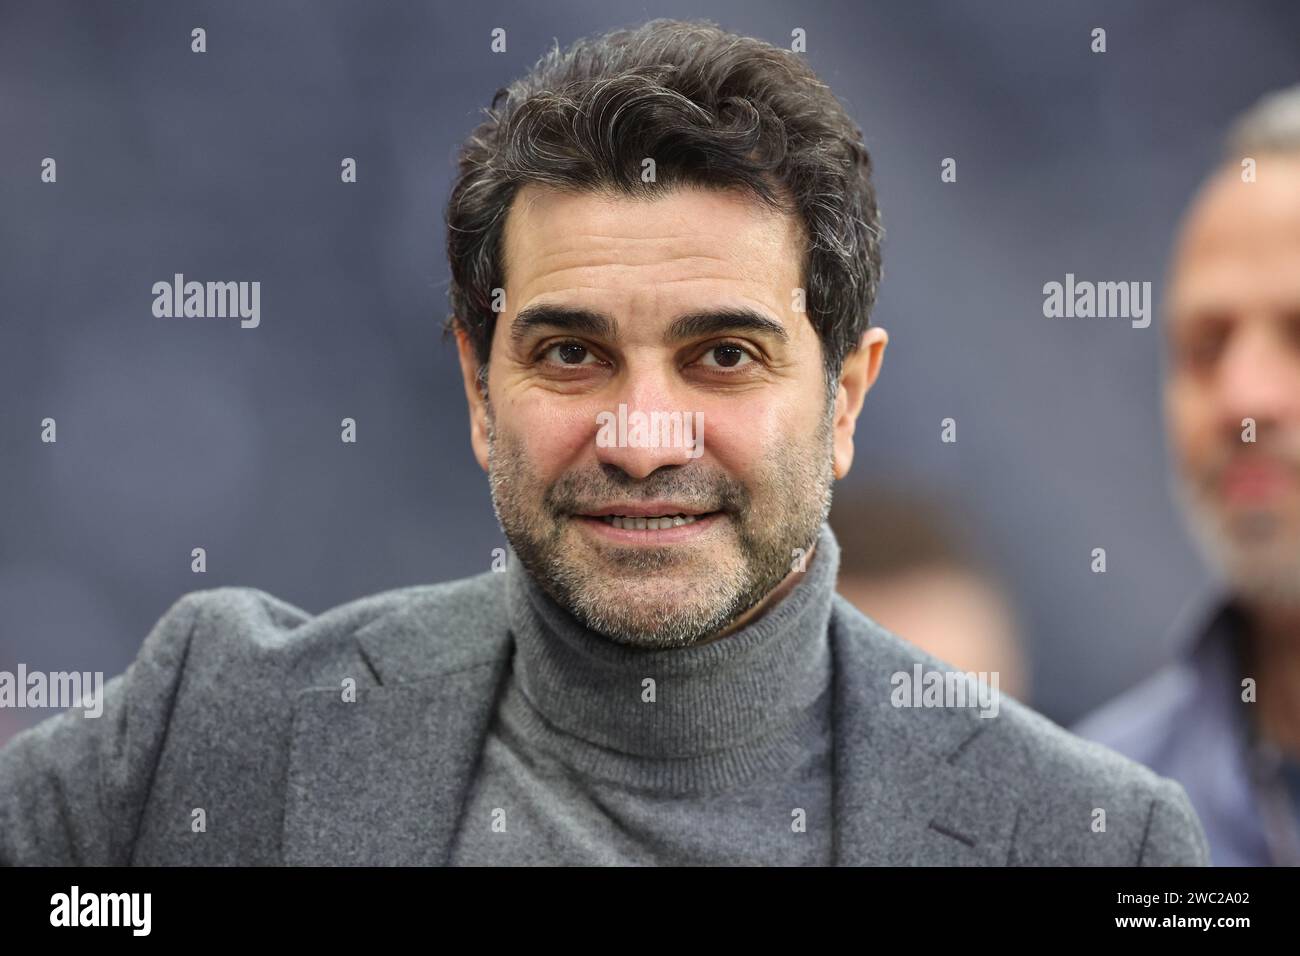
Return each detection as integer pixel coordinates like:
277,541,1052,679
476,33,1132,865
500,522,841,792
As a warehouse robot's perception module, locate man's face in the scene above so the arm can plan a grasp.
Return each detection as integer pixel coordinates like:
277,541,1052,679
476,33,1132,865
456,183,884,648
1165,156,1300,606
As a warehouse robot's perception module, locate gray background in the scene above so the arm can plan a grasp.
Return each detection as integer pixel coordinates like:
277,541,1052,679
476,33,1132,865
2,0,1297,742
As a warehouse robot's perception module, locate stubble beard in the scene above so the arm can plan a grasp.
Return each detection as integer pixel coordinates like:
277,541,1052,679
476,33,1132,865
1176,446,1300,610
483,390,835,649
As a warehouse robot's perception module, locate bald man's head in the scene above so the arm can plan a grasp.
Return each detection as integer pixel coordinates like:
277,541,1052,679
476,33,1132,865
1165,87,1300,609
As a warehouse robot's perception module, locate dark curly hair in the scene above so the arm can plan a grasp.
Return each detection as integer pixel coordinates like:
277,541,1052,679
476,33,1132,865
443,18,884,398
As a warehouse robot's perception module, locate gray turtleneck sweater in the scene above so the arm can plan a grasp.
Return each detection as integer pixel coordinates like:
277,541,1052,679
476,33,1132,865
448,524,839,866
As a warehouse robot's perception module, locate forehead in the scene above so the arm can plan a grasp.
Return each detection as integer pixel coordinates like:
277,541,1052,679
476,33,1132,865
500,183,806,316
1168,158,1300,317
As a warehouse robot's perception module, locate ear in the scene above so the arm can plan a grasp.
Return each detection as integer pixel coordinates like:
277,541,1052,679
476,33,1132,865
831,326,889,479
454,324,491,473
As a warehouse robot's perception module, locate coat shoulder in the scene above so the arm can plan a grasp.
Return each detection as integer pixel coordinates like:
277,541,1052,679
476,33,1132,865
164,570,508,688
831,596,1210,865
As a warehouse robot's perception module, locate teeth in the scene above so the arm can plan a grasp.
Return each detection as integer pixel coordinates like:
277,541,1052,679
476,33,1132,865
600,513,705,530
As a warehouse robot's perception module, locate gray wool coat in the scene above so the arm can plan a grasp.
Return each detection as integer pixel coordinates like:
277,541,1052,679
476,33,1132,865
0,574,1209,866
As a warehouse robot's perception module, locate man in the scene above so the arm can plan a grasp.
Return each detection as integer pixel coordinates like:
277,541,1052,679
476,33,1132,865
1075,85,1300,867
0,18,1206,866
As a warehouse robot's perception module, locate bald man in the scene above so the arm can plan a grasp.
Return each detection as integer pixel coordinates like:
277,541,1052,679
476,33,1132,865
1075,85,1300,866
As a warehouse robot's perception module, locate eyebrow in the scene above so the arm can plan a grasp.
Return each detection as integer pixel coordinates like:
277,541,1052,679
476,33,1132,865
509,304,790,347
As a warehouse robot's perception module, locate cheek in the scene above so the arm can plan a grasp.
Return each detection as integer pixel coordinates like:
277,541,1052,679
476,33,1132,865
1166,383,1215,464
499,396,596,475
698,396,805,468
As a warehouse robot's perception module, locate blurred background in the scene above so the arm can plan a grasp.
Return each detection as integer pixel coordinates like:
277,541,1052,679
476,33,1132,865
2,0,1298,743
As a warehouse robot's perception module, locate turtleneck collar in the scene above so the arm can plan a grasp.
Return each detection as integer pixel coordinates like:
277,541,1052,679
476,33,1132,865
501,521,840,793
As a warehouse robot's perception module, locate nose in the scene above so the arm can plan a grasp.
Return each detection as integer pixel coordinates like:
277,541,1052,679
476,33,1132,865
1215,320,1300,435
592,367,701,480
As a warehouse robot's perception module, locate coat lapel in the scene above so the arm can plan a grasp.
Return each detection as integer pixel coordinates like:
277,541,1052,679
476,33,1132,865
830,599,1023,865
282,588,512,865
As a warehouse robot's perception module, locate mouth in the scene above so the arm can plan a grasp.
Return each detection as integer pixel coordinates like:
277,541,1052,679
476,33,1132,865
592,512,713,530
1217,458,1294,506
572,507,724,541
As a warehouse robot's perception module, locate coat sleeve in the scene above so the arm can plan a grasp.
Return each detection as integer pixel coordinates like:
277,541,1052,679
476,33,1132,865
0,593,205,865
1137,777,1212,866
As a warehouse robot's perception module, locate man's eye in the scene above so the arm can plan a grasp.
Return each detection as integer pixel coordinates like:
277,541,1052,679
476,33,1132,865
542,342,599,366
1285,313,1300,350
698,344,754,369
1175,329,1227,371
